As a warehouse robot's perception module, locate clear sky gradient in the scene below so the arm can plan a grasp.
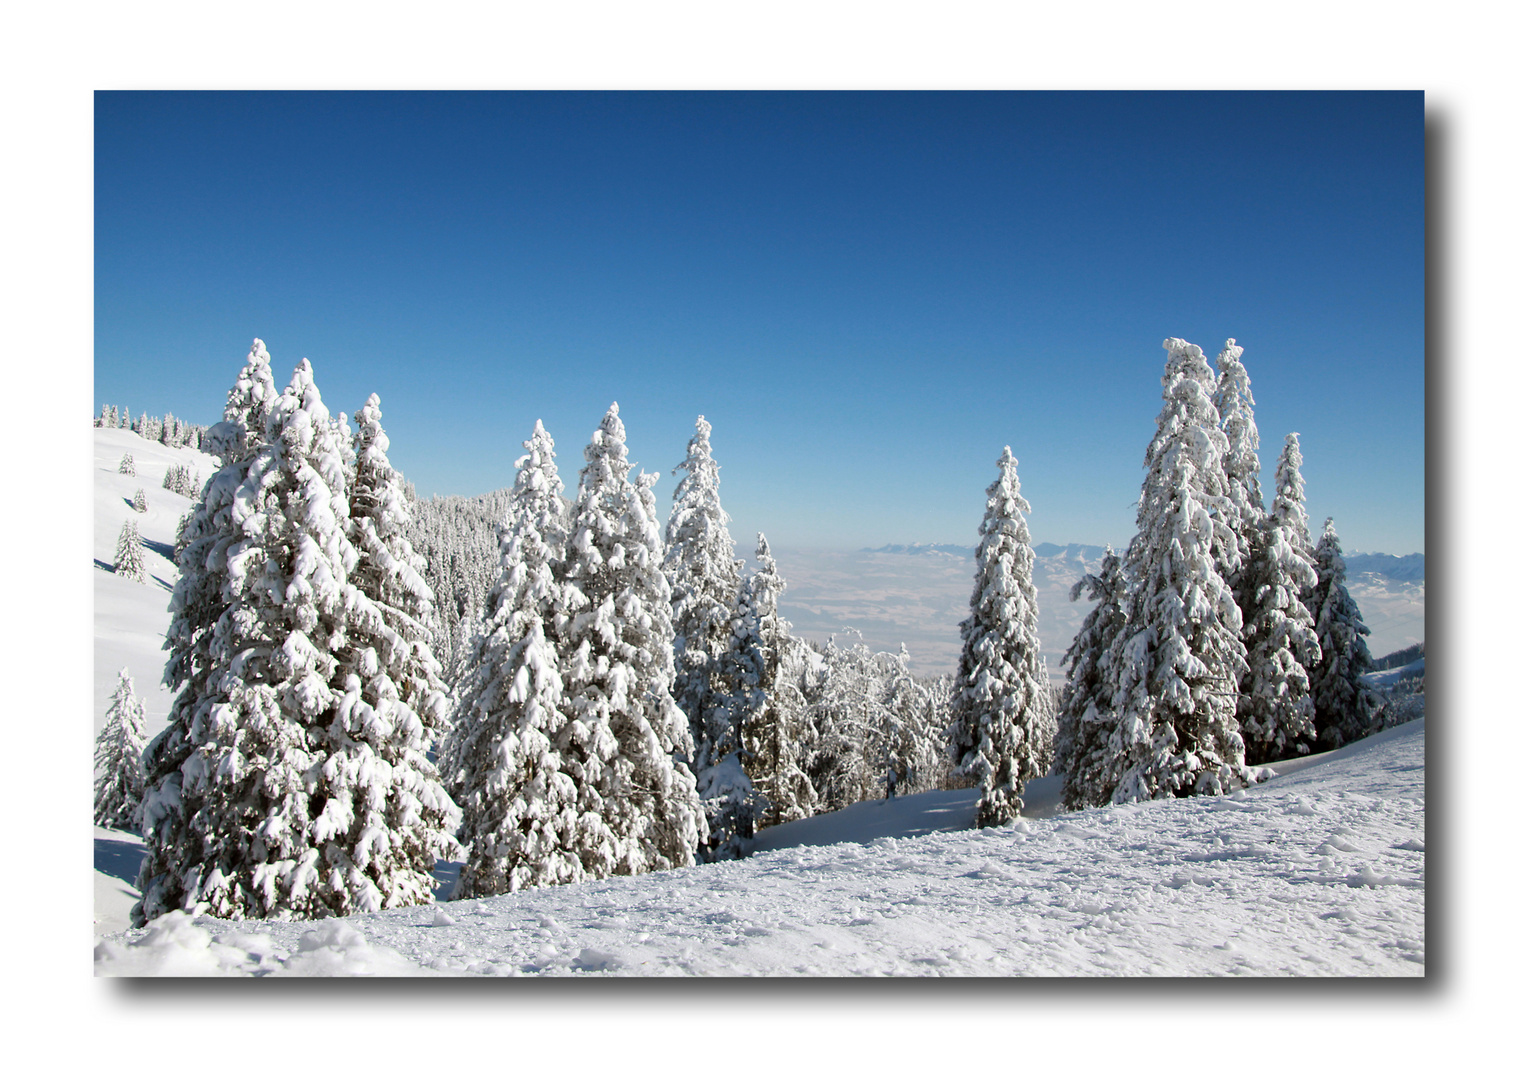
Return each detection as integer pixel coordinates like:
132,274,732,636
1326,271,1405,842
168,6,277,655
95,91,1424,554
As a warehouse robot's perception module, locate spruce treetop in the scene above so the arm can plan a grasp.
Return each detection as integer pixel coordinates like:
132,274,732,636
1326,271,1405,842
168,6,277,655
1213,338,1264,584
1271,432,1313,547
206,338,277,465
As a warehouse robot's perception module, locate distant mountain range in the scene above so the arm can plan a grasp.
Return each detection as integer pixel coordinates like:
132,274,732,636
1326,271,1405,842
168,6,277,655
864,543,1423,584
1344,552,1425,584
860,543,971,558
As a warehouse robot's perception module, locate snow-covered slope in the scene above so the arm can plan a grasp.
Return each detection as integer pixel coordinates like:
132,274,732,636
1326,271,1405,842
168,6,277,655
94,718,1424,976
93,427,218,741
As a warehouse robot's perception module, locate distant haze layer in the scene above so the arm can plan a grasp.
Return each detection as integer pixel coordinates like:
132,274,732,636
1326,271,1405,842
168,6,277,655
764,545,1425,680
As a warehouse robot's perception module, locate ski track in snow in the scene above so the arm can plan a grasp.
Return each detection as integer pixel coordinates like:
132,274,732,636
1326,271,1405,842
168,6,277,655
95,718,1425,977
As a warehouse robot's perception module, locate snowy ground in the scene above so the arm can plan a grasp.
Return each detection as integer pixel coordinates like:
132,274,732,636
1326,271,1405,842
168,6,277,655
93,427,219,741
94,718,1424,976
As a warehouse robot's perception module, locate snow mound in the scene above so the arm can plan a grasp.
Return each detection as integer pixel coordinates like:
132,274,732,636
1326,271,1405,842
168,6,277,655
93,912,434,976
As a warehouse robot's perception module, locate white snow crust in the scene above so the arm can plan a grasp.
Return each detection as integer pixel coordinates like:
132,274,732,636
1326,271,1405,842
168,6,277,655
96,718,1423,976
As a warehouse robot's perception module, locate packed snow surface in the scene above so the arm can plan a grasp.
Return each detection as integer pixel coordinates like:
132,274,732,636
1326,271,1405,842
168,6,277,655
95,718,1424,976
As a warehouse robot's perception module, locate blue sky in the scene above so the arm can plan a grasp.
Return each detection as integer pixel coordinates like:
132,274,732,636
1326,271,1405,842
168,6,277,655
95,91,1424,554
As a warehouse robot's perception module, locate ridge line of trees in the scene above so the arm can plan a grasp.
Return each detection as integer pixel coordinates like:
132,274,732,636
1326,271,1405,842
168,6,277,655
96,404,210,450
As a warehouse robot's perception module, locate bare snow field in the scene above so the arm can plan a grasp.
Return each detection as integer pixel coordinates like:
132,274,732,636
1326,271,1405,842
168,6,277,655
93,427,219,740
92,426,1425,976
94,717,1424,976
770,546,1422,681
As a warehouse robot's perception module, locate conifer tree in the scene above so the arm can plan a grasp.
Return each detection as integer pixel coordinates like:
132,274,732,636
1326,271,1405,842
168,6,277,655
1213,339,1265,619
663,416,760,859
946,446,1053,827
738,533,817,827
811,633,880,810
95,669,148,831
132,488,148,513
137,356,360,924
883,645,943,796
136,340,281,924
1057,547,1130,809
449,420,591,897
1105,338,1255,803
114,518,146,582
173,511,194,562
302,392,461,913
333,410,357,492
560,403,705,877
118,453,135,476
1239,433,1321,763
137,348,452,924
1308,518,1383,749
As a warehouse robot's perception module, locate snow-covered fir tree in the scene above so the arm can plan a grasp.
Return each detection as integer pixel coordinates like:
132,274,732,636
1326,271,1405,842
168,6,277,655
559,404,705,877
114,518,146,582
448,420,592,897
800,632,948,811
118,453,135,476
172,511,194,562
137,346,458,924
136,339,281,925
808,633,880,810
663,416,761,859
309,392,461,913
333,410,356,491
1057,547,1131,809
1213,338,1265,618
160,464,202,498
94,668,148,831
1308,517,1382,750
883,645,946,796
946,446,1053,827
1105,338,1257,803
1239,433,1321,764
737,533,818,828
405,487,514,693
132,488,148,513
140,357,359,922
